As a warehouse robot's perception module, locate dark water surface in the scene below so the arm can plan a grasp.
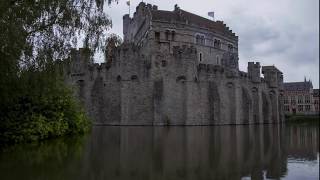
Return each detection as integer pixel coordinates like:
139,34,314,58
0,125,319,180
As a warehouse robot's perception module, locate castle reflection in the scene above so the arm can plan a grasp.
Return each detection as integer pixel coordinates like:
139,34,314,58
83,125,319,180
0,125,318,180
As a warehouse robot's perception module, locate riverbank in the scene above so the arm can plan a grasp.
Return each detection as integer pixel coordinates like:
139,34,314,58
285,114,319,125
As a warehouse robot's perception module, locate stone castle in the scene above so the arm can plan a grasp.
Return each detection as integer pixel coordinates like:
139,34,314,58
64,3,284,125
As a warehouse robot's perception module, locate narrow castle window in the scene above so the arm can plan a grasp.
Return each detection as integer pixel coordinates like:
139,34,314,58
171,31,175,41
201,36,205,45
117,75,122,82
131,75,138,81
165,30,169,40
161,60,167,67
216,55,220,65
176,75,186,82
228,44,233,52
195,34,205,45
196,35,200,44
214,39,221,49
155,31,160,42
199,52,203,62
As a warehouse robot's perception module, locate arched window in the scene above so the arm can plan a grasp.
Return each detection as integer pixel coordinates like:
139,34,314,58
214,39,221,49
196,35,200,44
201,36,205,45
216,55,220,65
195,34,205,45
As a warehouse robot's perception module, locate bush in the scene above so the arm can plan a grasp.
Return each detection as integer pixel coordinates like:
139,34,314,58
0,66,91,145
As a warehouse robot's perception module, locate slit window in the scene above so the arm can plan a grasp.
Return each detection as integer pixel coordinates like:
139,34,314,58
199,52,203,62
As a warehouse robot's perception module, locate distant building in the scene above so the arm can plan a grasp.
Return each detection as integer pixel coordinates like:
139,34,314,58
313,89,319,114
283,79,315,115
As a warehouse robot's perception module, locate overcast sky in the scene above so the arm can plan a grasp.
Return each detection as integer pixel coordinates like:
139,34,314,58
101,0,319,88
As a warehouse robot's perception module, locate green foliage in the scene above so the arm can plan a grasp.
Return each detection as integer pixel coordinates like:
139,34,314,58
0,0,118,145
0,0,117,105
285,115,319,126
0,68,91,144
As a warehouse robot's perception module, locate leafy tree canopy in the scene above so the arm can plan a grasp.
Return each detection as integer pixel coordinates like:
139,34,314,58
0,0,119,104
0,0,123,144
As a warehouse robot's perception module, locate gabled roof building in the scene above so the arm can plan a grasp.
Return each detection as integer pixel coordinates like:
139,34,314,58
283,79,317,115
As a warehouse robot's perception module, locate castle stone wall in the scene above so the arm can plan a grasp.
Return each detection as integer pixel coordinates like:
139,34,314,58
63,3,284,125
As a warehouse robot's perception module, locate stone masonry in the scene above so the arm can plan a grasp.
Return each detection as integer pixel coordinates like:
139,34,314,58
64,3,285,125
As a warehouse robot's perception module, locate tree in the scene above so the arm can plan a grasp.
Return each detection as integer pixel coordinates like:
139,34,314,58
0,0,120,103
0,0,119,144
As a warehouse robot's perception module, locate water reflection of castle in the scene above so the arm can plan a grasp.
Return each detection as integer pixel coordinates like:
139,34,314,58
83,125,319,180
0,126,318,179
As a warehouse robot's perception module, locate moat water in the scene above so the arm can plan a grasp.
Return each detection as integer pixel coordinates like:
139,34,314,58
0,125,319,180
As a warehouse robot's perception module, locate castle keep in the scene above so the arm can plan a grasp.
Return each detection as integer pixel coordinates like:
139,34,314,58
65,3,284,125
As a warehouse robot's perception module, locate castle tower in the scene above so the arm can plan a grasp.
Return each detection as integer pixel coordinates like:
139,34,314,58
123,14,130,42
248,62,261,83
262,66,282,88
